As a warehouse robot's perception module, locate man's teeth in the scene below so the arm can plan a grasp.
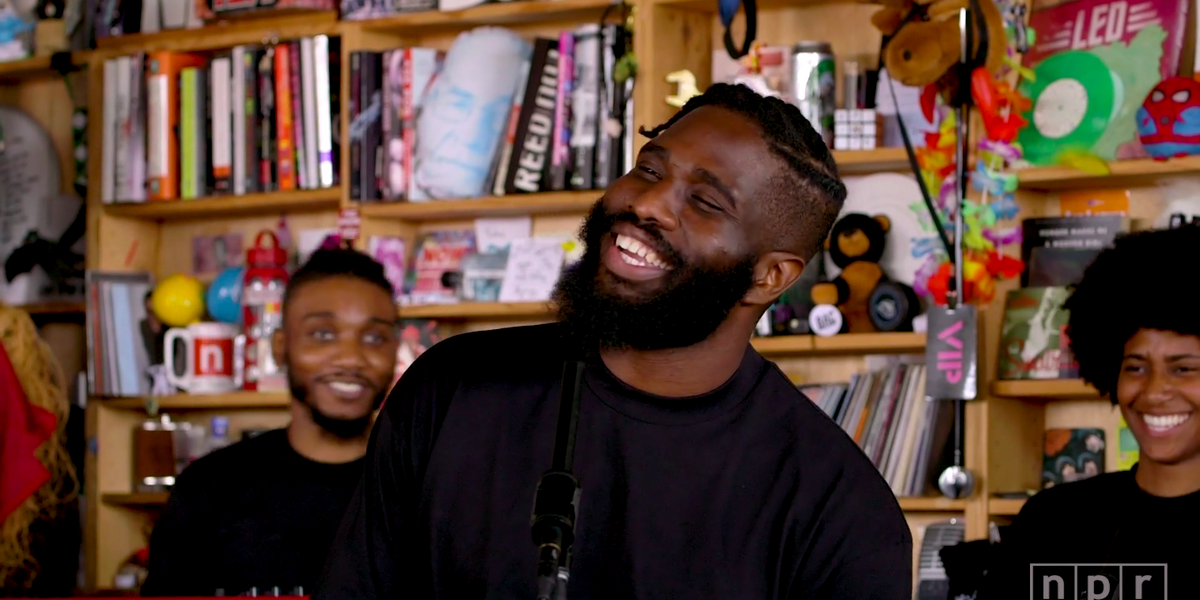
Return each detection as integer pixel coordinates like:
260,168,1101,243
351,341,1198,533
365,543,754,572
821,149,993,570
1143,413,1192,431
616,234,670,270
328,381,364,395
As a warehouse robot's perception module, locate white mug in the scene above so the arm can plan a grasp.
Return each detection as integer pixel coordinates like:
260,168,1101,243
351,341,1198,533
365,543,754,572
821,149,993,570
163,322,245,394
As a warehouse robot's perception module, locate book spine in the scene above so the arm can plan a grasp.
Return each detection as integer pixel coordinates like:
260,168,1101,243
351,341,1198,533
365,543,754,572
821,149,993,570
211,53,233,194
504,39,558,195
312,35,336,188
549,31,574,192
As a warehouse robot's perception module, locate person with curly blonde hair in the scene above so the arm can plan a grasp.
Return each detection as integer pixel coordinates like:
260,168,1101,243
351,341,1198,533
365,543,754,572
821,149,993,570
0,303,77,593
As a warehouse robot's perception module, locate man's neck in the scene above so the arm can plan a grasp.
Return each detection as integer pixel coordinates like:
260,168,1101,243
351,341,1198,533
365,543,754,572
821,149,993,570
598,317,753,398
286,403,370,464
1135,456,1200,498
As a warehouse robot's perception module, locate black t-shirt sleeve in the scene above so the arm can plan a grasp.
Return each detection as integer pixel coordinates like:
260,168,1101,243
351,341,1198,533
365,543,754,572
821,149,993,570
141,465,215,596
314,340,457,600
802,543,912,600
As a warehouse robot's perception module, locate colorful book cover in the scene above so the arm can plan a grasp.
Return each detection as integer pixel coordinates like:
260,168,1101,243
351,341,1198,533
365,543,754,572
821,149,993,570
404,230,476,305
1043,427,1105,489
1118,415,1140,470
1018,0,1190,162
997,287,1079,380
394,319,446,384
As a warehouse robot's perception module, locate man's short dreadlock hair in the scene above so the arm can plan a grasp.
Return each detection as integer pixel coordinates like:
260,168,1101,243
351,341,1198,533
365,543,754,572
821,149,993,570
1064,226,1200,402
638,82,848,260
283,246,396,309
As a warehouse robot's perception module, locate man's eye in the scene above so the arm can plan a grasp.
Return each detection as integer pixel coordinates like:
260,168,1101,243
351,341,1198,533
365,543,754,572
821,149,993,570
637,165,660,178
310,329,335,341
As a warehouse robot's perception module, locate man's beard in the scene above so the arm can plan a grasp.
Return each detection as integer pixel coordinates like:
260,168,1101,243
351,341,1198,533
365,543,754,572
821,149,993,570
551,201,757,352
287,360,385,439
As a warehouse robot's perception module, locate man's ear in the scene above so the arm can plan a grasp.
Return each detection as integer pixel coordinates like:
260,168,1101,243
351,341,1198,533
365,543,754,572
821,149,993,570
271,328,286,367
744,252,806,305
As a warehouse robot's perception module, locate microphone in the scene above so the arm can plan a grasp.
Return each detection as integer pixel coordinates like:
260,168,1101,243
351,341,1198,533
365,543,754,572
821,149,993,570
530,360,585,600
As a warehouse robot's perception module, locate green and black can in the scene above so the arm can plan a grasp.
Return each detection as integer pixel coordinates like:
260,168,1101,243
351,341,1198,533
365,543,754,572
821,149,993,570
792,41,836,148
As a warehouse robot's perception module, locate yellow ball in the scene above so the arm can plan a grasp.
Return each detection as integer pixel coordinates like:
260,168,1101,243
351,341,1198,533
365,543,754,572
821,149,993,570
151,274,206,327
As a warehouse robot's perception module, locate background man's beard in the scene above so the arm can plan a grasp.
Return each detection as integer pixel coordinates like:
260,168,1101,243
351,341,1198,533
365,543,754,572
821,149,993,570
287,365,385,439
552,201,757,352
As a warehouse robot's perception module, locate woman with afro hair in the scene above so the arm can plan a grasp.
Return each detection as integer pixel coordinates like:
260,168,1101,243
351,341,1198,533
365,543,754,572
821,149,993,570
982,225,1200,600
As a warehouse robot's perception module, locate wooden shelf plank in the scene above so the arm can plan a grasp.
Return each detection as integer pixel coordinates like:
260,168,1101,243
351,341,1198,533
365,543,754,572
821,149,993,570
989,497,1027,516
401,301,553,319
832,148,913,175
361,191,598,221
752,332,926,356
100,391,291,411
103,188,340,220
898,496,968,511
95,12,341,54
359,0,615,32
102,492,169,508
16,301,86,315
1017,156,1200,190
990,378,1101,400
649,0,857,11
811,331,926,354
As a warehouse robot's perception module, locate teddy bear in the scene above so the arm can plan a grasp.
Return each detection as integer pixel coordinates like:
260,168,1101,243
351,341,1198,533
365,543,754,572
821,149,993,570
809,213,921,334
870,0,1007,106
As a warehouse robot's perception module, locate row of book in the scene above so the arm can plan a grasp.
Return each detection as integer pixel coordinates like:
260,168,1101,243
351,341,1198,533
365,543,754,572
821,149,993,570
800,362,954,498
98,35,341,204
348,23,634,203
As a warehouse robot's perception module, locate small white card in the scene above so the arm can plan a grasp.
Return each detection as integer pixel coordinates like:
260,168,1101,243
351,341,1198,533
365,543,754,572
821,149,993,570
474,216,531,254
498,237,566,303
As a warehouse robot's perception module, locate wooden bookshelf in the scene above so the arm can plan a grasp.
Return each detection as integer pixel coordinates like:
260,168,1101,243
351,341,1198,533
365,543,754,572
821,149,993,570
100,391,291,411
103,188,340,220
103,489,964,513
988,497,1027,516
94,11,342,54
1017,155,1200,190
752,332,926,357
16,300,86,315
990,379,1101,400
358,0,615,32
898,496,968,512
70,3,1005,593
362,191,598,221
101,493,170,508
401,301,553,319
832,148,912,174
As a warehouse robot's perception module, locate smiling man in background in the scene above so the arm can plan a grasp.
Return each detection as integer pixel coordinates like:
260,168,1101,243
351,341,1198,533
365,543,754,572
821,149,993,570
316,83,912,600
141,247,400,597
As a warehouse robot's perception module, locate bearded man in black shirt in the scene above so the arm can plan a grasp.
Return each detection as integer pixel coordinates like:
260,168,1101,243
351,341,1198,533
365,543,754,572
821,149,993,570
315,83,912,600
141,248,401,597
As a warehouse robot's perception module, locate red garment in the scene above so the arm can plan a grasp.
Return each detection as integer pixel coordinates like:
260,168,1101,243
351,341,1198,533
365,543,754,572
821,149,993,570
0,337,57,524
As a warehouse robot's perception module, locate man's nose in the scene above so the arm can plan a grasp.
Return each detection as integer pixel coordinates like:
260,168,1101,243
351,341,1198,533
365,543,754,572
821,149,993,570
626,182,681,231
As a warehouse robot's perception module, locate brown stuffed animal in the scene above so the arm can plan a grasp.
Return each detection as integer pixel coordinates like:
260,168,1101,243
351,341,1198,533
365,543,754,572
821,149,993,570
871,0,1007,104
810,213,894,334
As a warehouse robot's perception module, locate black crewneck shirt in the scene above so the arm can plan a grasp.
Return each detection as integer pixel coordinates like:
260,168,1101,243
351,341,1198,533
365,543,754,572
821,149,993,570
983,466,1200,600
315,323,911,600
141,429,365,597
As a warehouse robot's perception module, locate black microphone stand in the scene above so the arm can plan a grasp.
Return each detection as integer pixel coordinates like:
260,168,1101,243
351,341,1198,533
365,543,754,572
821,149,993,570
530,360,585,600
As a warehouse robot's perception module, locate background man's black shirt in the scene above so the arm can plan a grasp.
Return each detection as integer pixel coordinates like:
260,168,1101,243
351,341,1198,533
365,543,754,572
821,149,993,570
141,429,365,596
315,323,912,600
983,466,1198,600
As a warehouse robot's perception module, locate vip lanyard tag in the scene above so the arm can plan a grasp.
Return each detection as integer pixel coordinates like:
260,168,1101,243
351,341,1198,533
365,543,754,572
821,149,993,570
924,304,978,401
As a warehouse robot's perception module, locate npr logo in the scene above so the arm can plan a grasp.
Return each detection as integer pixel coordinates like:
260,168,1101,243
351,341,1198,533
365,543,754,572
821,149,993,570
1031,564,1167,600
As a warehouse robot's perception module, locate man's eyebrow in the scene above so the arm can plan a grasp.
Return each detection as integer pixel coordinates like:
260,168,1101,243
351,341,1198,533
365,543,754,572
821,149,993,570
301,311,336,321
641,141,736,206
695,167,736,207
640,141,669,159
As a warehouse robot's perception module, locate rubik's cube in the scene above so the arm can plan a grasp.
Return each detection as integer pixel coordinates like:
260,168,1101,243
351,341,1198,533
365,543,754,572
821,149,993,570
833,109,879,151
